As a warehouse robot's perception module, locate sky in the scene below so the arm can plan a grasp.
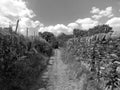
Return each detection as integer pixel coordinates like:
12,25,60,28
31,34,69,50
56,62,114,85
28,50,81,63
0,0,120,36
28,0,118,25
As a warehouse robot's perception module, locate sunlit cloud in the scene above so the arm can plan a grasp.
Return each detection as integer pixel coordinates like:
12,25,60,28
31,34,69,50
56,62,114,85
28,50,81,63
67,23,80,29
0,0,35,18
76,18,99,30
90,6,114,20
106,17,120,38
39,24,73,36
0,0,42,35
38,18,99,36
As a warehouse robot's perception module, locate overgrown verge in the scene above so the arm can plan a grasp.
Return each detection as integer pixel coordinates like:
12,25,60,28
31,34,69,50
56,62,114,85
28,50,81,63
0,28,54,90
62,25,120,90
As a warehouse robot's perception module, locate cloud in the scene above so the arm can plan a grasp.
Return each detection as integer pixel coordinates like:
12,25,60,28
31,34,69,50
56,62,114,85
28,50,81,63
106,17,120,38
19,17,42,28
106,17,120,27
39,24,73,36
18,17,44,35
0,15,11,27
0,0,35,18
75,18,99,30
90,7,100,14
90,7,114,20
92,15,102,20
67,23,80,29
0,0,42,35
38,18,99,36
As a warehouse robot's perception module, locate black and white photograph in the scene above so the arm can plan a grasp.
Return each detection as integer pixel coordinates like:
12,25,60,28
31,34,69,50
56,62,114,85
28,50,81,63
0,0,120,90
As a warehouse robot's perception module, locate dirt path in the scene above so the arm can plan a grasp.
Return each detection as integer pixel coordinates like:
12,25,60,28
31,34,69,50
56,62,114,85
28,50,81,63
47,49,86,90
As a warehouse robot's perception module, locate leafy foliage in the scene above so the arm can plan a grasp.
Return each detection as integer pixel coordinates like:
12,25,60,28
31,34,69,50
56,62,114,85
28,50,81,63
73,24,113,38
57,33,73,47
0,28,54,90
39,31,59,49
62,24,120,90
88,24,113,36
73,29,88,38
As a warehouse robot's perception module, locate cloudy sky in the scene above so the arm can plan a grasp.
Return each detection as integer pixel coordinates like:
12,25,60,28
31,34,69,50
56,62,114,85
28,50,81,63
0,0,120,36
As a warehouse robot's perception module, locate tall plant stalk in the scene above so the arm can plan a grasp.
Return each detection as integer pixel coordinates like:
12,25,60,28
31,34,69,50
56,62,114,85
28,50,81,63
15,19,19,33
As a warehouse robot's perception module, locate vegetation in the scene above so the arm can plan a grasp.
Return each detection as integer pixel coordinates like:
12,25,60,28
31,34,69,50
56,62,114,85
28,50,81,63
62,24,120,90
57,33,73,47
1,23,120,90
39,31,59,49
0,27,54,90
73,24,113,38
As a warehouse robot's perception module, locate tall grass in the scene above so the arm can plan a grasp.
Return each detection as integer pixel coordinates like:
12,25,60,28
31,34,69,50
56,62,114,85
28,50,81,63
0,28,54,90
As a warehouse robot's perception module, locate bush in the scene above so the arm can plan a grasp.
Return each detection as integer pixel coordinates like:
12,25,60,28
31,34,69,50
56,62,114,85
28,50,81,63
33,36,54,57
62,29,120,90
0,30,53,90
39,32,59,49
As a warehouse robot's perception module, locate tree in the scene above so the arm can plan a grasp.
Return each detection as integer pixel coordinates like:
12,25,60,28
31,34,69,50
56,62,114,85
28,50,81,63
57,33,73,47
62,27,116,90
88,24,113,36
0,29,54,90
73,25,112,39
39,32,59,49
73,29,88,38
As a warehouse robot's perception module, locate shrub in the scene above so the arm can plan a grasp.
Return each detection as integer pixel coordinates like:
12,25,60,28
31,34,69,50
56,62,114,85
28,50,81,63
0,30,53,90
62,30,120,90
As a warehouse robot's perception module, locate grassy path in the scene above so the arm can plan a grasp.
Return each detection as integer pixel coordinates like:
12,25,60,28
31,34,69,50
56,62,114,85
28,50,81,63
47,49,86,90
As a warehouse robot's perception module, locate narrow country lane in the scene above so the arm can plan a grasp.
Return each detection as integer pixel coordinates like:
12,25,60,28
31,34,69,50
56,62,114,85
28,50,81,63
46,49,87,90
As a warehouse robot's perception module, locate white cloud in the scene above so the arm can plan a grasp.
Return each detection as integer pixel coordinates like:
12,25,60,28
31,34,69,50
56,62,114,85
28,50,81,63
92,15,102,20
39,24,73,36
75,18,99,30
0,0,42,35
38,18,99,36
90,7,100,14
100,7,113,17
67,23,80,29
91,7,114,20
19,18,41,28
0,0,35,18
106,17,120,27
0,15,11,27
106,17,120,38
